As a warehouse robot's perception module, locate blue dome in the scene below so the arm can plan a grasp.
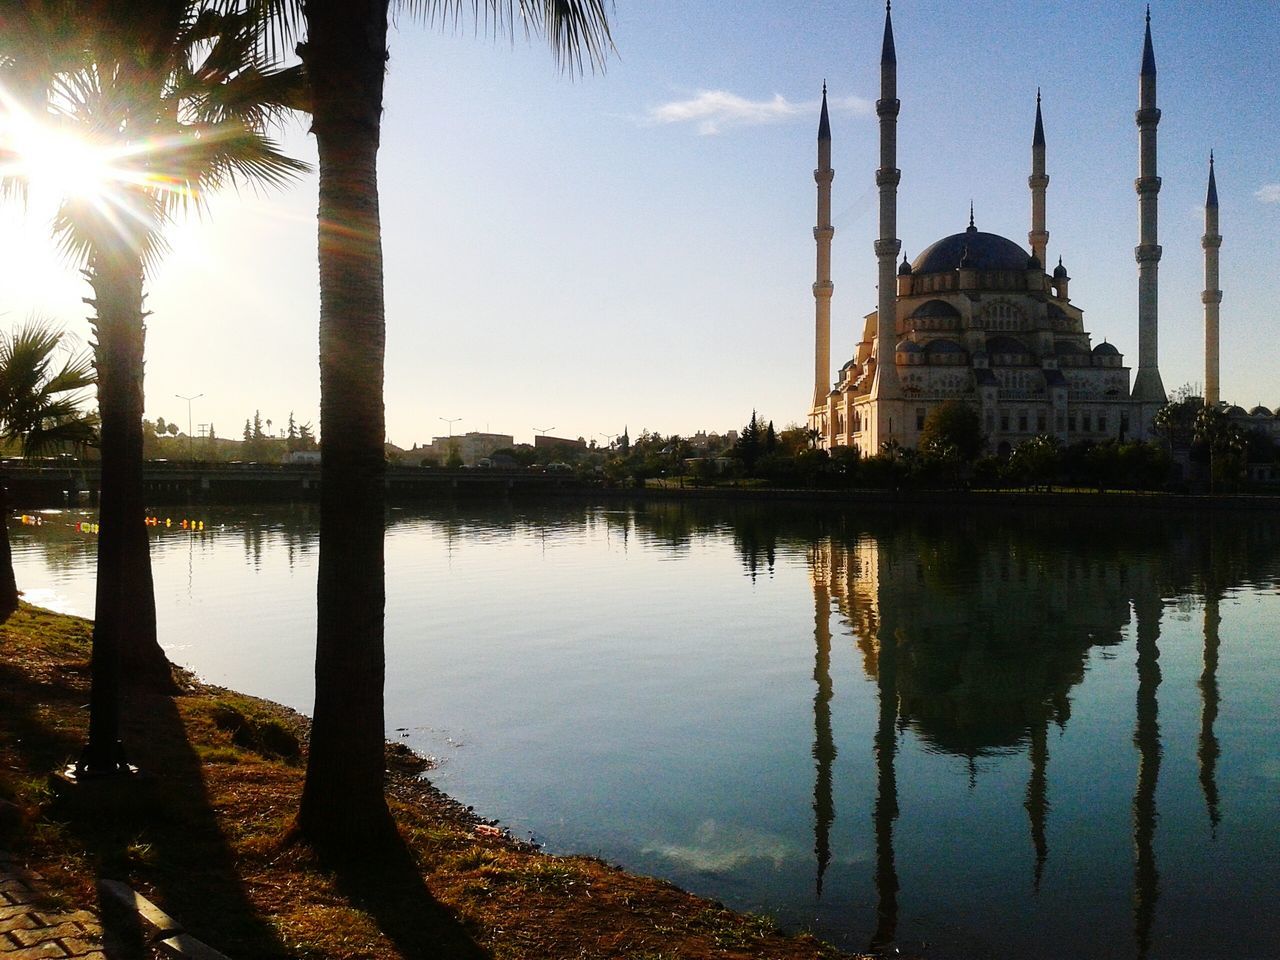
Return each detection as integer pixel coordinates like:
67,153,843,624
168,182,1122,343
1092,341,1121,356
896,339,923,353
912,229,1032,274
924,338,965,354
911,298,961,319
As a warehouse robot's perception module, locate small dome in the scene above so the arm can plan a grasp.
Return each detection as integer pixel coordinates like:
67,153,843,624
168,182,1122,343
911,299,961,319
1249,405,1273,417
924,338,965,354
912,230,1033,274
895,339,923,353
1092,341,1121,356
1053,256,1069,279
987,335,1030,356
1227,405,1247,417
898,255,913,276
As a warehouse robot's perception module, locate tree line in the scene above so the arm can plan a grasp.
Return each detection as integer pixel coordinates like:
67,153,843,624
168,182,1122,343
536,397,1277,494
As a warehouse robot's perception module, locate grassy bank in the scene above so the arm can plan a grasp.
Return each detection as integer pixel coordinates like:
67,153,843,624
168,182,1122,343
0,604,857,960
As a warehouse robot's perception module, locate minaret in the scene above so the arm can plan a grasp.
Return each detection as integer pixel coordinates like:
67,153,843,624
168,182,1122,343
813,84,835,413
1029,89,1049,267
871,0,902,444
1132,7,1167,410
1203,153,1222,406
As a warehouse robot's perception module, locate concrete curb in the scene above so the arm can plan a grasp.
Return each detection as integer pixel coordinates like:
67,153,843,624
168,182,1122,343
96,881,231,960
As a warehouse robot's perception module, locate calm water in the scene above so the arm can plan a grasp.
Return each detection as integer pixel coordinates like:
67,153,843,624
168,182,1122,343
8,501,1280,959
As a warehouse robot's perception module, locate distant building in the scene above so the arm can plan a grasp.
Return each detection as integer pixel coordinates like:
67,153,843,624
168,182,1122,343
420,431,514,466
534,435,586,453
809,8,1197,455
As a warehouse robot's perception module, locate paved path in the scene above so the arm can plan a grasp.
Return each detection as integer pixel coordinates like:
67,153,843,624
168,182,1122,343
0,851,105,960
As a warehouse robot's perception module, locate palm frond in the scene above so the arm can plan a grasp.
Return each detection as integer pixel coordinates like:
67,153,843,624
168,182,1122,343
0,314,96,457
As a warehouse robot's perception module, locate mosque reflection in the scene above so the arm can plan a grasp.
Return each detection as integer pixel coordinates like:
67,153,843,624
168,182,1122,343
712,504,1273,958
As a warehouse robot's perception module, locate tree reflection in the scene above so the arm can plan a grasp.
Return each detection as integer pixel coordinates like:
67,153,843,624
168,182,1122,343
1132,594,1162,959
810,547,836,897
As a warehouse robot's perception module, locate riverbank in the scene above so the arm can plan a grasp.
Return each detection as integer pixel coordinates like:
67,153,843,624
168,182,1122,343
0,604,859,960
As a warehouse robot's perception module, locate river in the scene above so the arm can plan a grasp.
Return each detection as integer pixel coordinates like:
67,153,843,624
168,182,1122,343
8,500,1280,959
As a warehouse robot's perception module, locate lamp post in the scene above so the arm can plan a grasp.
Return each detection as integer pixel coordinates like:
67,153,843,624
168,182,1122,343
175,392,203,461
439,417,461,438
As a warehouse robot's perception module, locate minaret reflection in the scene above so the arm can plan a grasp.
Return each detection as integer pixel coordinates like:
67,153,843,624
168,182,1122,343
870,613,899,950
810,547,837,897
1132,592,1163,959
1198,591,1222,835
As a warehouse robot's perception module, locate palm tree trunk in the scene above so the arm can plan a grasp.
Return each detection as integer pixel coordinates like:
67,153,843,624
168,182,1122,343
0,479,18,622
296,0,397,850
81,253,170,773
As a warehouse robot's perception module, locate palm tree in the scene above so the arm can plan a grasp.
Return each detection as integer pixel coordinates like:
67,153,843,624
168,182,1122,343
0,317,97,621
239,0,611,850
1,0,307,773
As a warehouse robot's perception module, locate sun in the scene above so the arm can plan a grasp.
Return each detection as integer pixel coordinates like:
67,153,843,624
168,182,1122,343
5,120,118,207
0,92,122,212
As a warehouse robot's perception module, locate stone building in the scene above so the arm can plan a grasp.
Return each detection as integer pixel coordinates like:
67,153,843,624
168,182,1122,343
808,6,1187,455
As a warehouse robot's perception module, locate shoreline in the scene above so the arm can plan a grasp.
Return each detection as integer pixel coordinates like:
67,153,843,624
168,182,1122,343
0,603,866,960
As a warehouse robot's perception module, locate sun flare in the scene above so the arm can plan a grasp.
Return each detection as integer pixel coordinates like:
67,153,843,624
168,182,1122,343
3,116,118,206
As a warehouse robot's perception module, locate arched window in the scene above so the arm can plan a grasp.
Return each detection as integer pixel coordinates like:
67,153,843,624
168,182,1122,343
982,300,1025,332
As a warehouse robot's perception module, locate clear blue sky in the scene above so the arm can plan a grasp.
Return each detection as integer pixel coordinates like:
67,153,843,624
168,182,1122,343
1,1,1276,447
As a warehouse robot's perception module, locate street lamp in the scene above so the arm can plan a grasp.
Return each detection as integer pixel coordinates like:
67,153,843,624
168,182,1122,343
175,392,203,461
533,425,555,437
439,416,461,438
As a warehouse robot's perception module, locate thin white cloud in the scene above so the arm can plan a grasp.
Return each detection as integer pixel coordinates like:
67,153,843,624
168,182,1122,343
1255,183,1280,204
646,90,871,136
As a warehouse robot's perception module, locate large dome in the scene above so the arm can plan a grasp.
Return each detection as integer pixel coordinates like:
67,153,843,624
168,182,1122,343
912,227,1032,274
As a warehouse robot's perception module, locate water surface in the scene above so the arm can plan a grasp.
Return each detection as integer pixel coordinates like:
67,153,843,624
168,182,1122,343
9,501,1279,959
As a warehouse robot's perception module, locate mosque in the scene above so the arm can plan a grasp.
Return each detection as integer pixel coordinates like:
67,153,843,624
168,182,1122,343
807,5,1223,455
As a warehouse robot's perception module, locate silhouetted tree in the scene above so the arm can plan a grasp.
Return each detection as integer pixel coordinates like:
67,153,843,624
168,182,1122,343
920,399,984,462
0,1,307,774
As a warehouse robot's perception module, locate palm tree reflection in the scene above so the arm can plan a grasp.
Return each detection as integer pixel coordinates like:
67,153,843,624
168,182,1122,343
1131,594,1163,959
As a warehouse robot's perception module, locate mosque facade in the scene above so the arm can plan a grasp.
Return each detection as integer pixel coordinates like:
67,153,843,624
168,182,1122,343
807,6,1213,456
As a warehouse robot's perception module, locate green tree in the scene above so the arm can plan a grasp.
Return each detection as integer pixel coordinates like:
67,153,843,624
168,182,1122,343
241,0,612,850
919,399,984,462
1194,405,1246,491
0,0,307,772
155,415,168,435
1007,434,1061,490
735,410,763,472
444,439,463,469
1151,390,1200,451
0,319,96,620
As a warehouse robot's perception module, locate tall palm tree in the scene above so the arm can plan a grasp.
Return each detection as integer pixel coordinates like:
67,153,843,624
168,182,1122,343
241,0,611,850
0,317,97,621
1,0,307,773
